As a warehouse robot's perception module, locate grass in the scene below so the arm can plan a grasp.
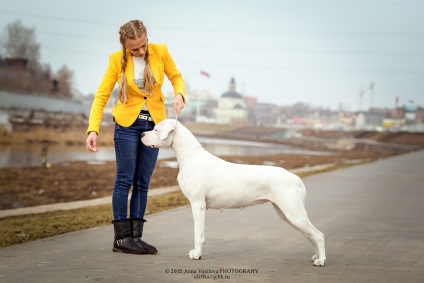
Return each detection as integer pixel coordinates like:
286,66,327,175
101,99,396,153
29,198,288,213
0,190,190,248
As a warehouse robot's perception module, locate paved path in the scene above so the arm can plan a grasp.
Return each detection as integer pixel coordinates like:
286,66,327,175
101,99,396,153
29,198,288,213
1,150,423,283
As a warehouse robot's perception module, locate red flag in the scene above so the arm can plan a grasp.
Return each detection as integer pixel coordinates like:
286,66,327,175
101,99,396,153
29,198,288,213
200,70,210,78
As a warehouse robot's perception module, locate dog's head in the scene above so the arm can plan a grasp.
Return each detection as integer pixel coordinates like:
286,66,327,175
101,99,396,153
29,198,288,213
141,119,177,148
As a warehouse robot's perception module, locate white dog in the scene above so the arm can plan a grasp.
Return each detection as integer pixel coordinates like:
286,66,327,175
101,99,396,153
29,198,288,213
141,119,326,266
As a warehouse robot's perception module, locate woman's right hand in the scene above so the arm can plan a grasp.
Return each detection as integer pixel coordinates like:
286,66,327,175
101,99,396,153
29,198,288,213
86,132,98,152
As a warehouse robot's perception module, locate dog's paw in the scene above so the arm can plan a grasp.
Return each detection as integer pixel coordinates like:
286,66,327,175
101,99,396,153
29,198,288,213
311,254,318,262
312,258,326,267
187,249,202,260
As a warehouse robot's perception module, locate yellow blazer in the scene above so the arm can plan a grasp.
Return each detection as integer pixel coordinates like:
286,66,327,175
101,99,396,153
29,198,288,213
86,43,186,134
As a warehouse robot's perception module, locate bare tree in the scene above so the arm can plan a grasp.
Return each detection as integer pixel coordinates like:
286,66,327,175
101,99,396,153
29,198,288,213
1,20,40,70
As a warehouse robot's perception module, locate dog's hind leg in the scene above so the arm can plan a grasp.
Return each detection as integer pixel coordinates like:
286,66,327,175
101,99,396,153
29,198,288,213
187,200,206,260
272,203,319,262
272,202,326,267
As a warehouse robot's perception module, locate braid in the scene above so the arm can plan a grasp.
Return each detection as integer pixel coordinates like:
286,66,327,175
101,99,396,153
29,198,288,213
136,20,144,37
118,45,128,103
119,20,146,40
117,20,149,103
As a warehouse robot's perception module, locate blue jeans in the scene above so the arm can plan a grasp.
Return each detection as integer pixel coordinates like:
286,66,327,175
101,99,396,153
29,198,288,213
112,118,159,221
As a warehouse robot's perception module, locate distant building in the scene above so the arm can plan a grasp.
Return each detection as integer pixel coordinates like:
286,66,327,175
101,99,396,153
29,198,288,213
243,96,257,108
175,90,216,122
355,111,389,130
249,102,279,126
214,78,248,124
0,58,31,91
0,57,70,98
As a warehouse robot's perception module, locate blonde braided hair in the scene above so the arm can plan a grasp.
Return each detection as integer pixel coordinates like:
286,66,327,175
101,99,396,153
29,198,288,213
118,20,154,104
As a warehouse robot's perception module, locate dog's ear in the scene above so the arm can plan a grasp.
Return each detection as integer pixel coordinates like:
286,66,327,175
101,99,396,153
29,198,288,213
160,120,176,140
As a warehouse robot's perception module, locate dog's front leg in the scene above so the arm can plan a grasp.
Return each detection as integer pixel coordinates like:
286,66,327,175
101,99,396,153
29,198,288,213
187,200,206,260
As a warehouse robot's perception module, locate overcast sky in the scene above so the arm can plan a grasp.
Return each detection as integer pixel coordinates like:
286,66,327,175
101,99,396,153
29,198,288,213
1,0,423,111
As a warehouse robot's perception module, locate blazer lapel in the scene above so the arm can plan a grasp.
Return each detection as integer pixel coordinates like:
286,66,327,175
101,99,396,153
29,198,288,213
125,50,143,95
147,44,158,85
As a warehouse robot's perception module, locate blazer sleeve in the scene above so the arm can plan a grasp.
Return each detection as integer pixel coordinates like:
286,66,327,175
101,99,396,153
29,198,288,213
86,54,119,134
162,45,186,102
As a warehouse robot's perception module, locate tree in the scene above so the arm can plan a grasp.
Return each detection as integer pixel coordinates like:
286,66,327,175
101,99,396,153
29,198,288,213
1,20,40,70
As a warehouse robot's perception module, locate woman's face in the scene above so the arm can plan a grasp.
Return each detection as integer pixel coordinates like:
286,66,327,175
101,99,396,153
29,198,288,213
125,34,148,58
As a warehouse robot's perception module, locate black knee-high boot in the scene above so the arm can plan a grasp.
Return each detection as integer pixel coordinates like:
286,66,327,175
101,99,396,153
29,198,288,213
130,218,158,254
112,220,149,254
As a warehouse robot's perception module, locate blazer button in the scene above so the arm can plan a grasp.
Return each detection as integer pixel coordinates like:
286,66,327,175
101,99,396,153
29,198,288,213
144,96,147,100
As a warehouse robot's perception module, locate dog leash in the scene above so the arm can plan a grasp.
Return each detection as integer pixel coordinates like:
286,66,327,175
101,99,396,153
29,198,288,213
175,106,179,131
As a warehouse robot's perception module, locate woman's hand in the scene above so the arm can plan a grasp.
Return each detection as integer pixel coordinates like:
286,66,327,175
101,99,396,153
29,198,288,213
174,93,185,114
86,131,98,152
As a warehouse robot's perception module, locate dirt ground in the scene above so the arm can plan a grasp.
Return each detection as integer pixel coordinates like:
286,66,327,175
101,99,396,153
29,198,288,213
1,123,423,210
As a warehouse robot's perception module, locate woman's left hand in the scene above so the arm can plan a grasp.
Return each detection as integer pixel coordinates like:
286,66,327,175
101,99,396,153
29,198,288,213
174,93,185,114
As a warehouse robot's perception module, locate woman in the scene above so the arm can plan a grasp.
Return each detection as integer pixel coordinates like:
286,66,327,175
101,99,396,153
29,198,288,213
85,19,186,255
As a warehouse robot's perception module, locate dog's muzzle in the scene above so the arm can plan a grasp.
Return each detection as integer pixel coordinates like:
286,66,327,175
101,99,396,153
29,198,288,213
140,133,156,148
